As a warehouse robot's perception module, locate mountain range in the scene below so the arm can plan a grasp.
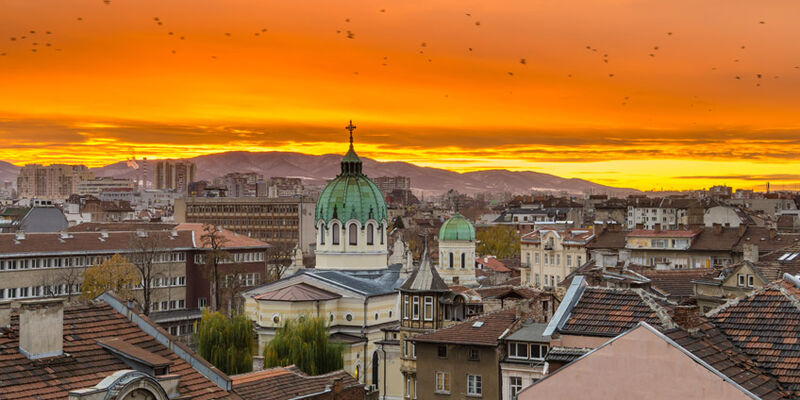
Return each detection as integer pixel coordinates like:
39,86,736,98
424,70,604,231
88,151,638,196
0,152,638,196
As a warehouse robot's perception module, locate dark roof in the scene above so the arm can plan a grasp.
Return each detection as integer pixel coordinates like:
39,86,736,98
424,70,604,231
0,301,233,399
19,207,68,233
293,267,402,297
545,346,591,363
232,366,362,400
67,222,179,232
586,230,626,250
734,227,800,253
504,322,549,343
665,323,789,400
641,269,708,299
560,287,675,337
710,278,800,396
254,283,341,302
412,309,518,347
690,227,745,251
400,250,448,292
0,230,194,257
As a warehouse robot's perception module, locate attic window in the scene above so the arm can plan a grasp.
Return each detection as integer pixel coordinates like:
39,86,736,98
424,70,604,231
472,321,484,328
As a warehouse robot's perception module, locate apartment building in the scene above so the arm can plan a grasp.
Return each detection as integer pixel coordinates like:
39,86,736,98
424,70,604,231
625,197,704,230
16,164,94,200
174,196,316,253
154,160,196,193
520,227,594,289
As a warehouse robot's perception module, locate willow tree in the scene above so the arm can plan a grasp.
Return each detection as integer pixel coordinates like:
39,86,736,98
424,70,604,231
264,317,343,375
195,310,253,375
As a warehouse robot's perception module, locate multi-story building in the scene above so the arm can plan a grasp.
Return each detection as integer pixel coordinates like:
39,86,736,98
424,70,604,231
262,177,304,198
625,197,704,230
437,213,478,286
625,226,740,269
77,177,136,196
214,172,263,197
16,164,93,200
0,224,269,340
374,176,411,194
500,321,550,400
174,196,316,253
520,227,594,289
153,160,196,193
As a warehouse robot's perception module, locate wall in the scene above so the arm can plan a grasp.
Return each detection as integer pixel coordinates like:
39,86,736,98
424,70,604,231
416,342,500,399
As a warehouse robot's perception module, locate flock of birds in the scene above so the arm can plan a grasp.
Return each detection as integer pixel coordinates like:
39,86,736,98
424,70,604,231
1,2,797,109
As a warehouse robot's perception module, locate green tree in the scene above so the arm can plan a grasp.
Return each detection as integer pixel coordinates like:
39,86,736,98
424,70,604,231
195,310,253,375
264,317,343,375
476,225,520,258
80,254,138,300
200,224,231,312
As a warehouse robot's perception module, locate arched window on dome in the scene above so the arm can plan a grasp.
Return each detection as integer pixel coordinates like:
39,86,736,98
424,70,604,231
367,223,374,245
332,223,340,245
449,252,454,268
379,225,384,244
349,223,358,245
319,224,325,244
461,253,466,269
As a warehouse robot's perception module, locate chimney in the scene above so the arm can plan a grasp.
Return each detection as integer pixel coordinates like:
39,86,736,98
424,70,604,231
14,231,25,241
671,305,703,330
743,243,759,263
713,223,722,235
0,303,10,328
19,299,64,360
769,228,777,240
635,223,644,230
653,223,661,233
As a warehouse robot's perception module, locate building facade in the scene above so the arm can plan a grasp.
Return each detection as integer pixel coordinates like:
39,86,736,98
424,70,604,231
154,160,196,193
520,228,593,289
436,213,478,286
16,164,93,200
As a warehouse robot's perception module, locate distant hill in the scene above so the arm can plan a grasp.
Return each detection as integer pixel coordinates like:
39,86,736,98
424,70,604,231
0,161,20,184
90,151,638,196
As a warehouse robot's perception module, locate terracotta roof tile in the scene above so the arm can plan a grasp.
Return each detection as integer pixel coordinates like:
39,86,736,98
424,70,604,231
641,269,708,299
560,287,675,337
412,309,518,346
232,366,362,400
254,283,341,302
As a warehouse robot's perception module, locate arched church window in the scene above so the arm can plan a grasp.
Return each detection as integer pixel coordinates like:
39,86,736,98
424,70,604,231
372,351,380,387
449,252,454,268
349,223,358,245
319,225,325,244
380,225,384,244
332,223,340,245
367,223,374,245
461,253,466,269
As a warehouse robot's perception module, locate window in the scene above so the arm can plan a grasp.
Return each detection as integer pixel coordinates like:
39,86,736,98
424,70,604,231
747,274,754,288
0,289,4,299
319,225,325,244
412,296,420,320
566,255,572,267
332,223,340,244
509,342,528,359
467,374,482,396
525,252,531,266
737,274,745,287
367,224,374,245
535,274,540,286
152,302,159,311
449,252,454,268
556,254,560,266
530,344,549,360
437,345,447,358
178,299,185,309
169,300,176,310
423,296,434,321
406,375,412,398
198,298,208,308
577,256,582,265
348,223,358,245
510,376,523,400
403,295,410,319
346,313,353,321
468,348,480,361
534,253,539,264
435,371,450,394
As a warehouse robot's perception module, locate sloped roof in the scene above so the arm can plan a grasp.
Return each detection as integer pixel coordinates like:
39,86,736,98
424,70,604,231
400,250,448,292
412,309,518,347
254,283,341,302
665,323,789,400
641,269,709,299
19,207,68,233
504,322,549,343
586,230,627,250
709,277,800,396
476,256,511,272
559,287,675,337
232,365,362,400
545,346,591,363
292,267,402,297
0,301,234,399
176,223,269,249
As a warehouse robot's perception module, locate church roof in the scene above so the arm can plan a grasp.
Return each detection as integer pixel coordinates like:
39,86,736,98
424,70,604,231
254,283,341,302
314,122,388,225
439,213,476,241
400,248,449,292
294,267,402,297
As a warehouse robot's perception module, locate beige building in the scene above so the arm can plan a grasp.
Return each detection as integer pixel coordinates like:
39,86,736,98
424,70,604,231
153,160,196,193
436,213,478,286
520,228,593,289
16,164,93,200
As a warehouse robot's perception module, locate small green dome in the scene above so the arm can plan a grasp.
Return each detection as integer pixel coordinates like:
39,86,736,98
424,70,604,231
315,130,387,225
439,213,475,241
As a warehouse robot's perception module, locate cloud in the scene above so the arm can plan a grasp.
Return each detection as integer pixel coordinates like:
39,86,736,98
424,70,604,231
673,174,800,181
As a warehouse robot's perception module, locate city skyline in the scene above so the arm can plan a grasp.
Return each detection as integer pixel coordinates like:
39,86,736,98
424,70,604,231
2,0,800,190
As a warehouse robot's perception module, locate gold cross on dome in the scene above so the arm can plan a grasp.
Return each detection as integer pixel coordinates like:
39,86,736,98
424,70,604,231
345,120,357,144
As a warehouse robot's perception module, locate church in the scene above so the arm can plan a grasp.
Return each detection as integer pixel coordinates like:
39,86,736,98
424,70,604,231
242,121,407,397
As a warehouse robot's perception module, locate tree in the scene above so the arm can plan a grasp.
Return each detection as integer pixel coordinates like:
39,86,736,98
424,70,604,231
200,224,231,312
476,225,520,258
80,254,138,300
195,310,253,375
129,231,164,315
264,317,343,375
264,241,295,281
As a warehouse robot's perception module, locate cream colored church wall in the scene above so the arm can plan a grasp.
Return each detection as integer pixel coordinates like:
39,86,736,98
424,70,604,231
315,218,390,270
437,240,477,285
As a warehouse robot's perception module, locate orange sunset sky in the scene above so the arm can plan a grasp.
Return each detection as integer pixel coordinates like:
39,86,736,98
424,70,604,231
1,0,800,190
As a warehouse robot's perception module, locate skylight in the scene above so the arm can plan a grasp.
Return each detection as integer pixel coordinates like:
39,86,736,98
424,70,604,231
472,321,484,328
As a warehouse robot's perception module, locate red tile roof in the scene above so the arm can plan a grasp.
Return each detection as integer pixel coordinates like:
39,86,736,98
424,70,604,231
640,269,708,299
476,256,511,272
627,229,702,238
176,223,269,249
0,301,234,399
232,366,362,400
710,278,800,397
560,287,675,337
254,283,341,302
665,323,790,400
412,309,518,347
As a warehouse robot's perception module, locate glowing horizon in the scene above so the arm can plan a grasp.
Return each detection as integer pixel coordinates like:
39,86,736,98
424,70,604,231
2,0,800,191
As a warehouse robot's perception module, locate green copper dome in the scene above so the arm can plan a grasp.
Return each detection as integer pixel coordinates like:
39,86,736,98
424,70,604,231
315,123,388,225
439,213,476,241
